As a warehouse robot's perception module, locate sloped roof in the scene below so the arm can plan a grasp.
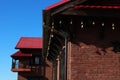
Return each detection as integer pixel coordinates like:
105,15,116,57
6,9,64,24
46,0,70,10
75,5,120,9
15,37,42,49
11,51,32,57
46,0,120,10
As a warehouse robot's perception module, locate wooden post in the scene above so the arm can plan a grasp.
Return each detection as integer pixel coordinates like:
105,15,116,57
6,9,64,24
57,57,60,80
67,42,72,80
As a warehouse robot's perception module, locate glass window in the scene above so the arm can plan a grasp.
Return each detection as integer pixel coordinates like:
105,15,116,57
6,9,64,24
35,57,39,64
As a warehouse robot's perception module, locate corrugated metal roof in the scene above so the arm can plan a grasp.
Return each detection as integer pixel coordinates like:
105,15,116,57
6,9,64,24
46,0,70,10
11,51,32,57
15,37,42,49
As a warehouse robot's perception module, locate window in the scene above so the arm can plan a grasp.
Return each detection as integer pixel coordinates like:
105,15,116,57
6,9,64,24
35,57,40,65
15,60,19,68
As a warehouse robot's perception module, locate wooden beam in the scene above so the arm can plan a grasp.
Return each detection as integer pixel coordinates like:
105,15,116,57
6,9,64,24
51,0,87,15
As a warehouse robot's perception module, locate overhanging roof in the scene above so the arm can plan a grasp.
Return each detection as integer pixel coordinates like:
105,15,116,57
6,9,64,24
46,0,70,10
11,51,32,57
45,0,120,15
74,5,120,9
43,0,120,61
15,37,42,49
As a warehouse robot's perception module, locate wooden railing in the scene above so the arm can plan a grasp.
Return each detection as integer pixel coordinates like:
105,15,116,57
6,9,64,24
11,62,31,72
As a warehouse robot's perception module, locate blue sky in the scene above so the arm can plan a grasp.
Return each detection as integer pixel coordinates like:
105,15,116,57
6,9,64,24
0,0,59,80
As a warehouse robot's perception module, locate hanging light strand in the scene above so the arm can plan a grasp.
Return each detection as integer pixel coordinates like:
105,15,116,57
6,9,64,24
70,19,73,24
102,22,105,26
112,23,115,30
92,21,95,25
59,20,62,24
81,21,84,28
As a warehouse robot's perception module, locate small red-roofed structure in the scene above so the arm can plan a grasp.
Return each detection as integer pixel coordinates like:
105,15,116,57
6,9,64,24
15,37,42,49
11,37,49,80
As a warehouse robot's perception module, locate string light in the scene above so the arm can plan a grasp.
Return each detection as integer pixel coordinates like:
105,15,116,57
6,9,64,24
92,21,95,25
48,39,51,45
112,23,115,27
47,46,50,50
81,21,83,25
51,34,54,38
52,25,54,28
51,28,54,32
70,19,73,24
59,20,62,24
112,23,115,30
50,22,54,31
102,22,104,26
80,21,84,28
43,22,45,25
112,26,115,30
52,22,54,26
81,25,84,28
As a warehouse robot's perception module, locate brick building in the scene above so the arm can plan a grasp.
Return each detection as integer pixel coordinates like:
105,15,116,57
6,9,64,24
11,37,50,80
43,0,120,80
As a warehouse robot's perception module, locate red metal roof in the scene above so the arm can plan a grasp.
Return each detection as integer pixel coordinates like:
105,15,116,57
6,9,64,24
46,0,120,10
15,37,42,49
11,51,32,57
46,0,70,10
74,5,120,9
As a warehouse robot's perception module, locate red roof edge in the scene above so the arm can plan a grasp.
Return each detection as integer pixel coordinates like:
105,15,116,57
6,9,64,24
11,51,32,57
46,0,70,10
74,5,120,9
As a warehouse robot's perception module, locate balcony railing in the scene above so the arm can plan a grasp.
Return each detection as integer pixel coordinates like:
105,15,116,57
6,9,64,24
11,62,31,72
11,62,43,73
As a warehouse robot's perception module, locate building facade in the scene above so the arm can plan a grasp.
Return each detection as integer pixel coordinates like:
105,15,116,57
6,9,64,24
43,0,120,80
11,37,52,80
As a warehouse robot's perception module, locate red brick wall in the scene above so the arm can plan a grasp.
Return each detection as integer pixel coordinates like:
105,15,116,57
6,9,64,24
18,72,41,80
18,73,26,80
17,62,46,80
68,18,120,80
70,43,120,80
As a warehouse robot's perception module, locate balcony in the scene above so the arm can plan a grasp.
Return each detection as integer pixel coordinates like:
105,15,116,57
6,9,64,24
11,56,43,72
11,61,31,72
11,68,31,72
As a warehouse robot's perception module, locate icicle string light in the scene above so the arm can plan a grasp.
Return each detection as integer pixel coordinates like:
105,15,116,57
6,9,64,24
59,20,62,24
112,23,115,30
48,21,55,52
70,19,73,24
52,22,54,26
68,20,117,31
81,21,83,25
51,34,54,38
92,21,95,25
81,25,84,28
102,22,104,26
112,23,115,26
80,21,84,28
112,26,115,30
46,21,55,60
43,22,45,25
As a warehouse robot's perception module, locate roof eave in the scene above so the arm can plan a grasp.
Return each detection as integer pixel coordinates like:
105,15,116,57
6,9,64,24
46,0,70,10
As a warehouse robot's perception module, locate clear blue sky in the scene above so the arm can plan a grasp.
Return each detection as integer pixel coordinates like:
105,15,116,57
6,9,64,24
0,0,59,80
